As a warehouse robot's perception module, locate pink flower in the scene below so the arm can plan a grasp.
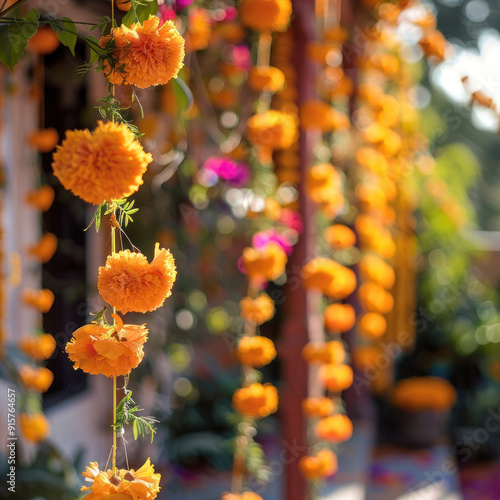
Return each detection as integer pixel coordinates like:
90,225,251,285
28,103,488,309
279,209,303,234
203,157,250,186
253,229,293,255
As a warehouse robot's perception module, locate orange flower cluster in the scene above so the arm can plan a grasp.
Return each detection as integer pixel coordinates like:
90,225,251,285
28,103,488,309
25,185,55,212
19,365,54,393
246,110,298,153
28,27,60,54
324,224,356,250
98,243,176,314
100,15,185,88
241,243,287,283
324,303,356,333
236,336,277,368
305,163,342,206
186,8,211,52
315,414,353,443
66,314,148,378
19,413,50,442
232,383,278,418
19,334,56,360
300,100,349,132
22,288,54,313
239,294,275,325
248,66,285,93
302,340,345,365
28,128,59,153
81,458,161,500
239,0,292,32
27,233,57,263
319,363,353,392
222,493,263,500
302,397,335,418
299,449,338,480
52,121,152,206
357,312,387,340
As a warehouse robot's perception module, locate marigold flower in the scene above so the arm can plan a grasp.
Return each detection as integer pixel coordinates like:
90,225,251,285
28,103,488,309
19,365,54,393
356,146,388,176
98,243,176,314
324,224,356,250
186,8,211,52
115,0,131,11
356,183,387,213
248,66,285,93
302,340,345,364
221,493,263,500
320,364,353,392
357,312,387,340
19,413,50,442
66,314,148,378
25,185,55,212
19,334,56,360
419,30,447,61
27,233,58,263
358,282,394,314
232,383,278,418
28,128,59,153
315,414,353,443
246,110,298,151
27,27,60,54
302,258,356,299
352,346,380,370
305,163,342,205
391,377,457,412
239,294,275,325
241,243,287,283
239,0,292,32
359,254,395,290
324,303,356,333
236,336,277,367
22,288,54,313
100,15,185,88
300,100,349,132
81,458,161,499
302,397,335,418
306,41,340,64
299,449,338,480
53,121,152,205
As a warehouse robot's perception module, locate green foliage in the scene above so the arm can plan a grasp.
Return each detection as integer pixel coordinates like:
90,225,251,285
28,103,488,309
0,8,39,71
96,93,143,137
246,441,272,484
85,203,104,232
49,17,77,56
122,0,159,27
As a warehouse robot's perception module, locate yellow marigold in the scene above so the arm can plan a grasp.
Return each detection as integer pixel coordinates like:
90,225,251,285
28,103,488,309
81,458,161,500
22,288,54,313
356,146,389,176
186,8,212,52
315,414,353,443
28,128,59,152
66,314,148,378
100,15,185,88
352,345,381,370
27,233,58,263
98,243,176,314
236,336,277,367
300,100,349,132
358,254,395,290
302,258,356,299
221,493,263,500
357,312,387,340
19,365,54,393
324,224,356,250
241,243,287,283
358,282,394,314
355,184,387,213
302,397,335,418
248,66,285,93
19,334,56,360
305,163,342,205
302,340,345,364
239,294,275,325
25,185,55,212
324,303,356,333
232,383,278,418
320,364,353,392
239,0,292,32
299,449,338,480
246,110,298,151
52,121,152,206
20,413,50,442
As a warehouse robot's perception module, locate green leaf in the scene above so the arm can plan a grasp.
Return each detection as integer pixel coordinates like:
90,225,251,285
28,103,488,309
122,0,158,27
133,419,138,440
0,9,39,72
172,76,193,112
55,17,77,56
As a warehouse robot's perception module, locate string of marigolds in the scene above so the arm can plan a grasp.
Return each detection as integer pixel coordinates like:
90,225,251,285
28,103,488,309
225,0,295,499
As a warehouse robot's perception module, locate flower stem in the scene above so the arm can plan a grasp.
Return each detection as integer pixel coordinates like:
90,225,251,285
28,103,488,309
112,375,117,471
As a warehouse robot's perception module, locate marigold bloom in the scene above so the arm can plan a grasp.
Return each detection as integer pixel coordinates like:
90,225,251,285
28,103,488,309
186,8,211,52
98,243,176,314
19,365,54,393
239,294,275,325
359,254,395,290
324,303,356,333
239,0,292,32
248,66,285,93
236,336,277,368
352,346,380,370
246,110,298,151
232,383,278,418
27,233,58,263
302,340,345,364
28,128,59,153
66,314,148,378
302,258,356,299
22,289,54,313
419,30,447,61
357,312,387,340
356,146,388,176
221,493,263,500
300,100,349,132
27,27,60,54
19,334,56,360
306,41,340,64
391,377,457,412
19,413,50,442
81,458,161,500
324,224,356,250
320,364,353,392
100,15,185,88
52,121,152,206
25,185,55,212
302,397,335,418
299,449,338,480
358,282,394,314
241,243,287,283
115,0,131,11
315,414,353,443
305,163,342,205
